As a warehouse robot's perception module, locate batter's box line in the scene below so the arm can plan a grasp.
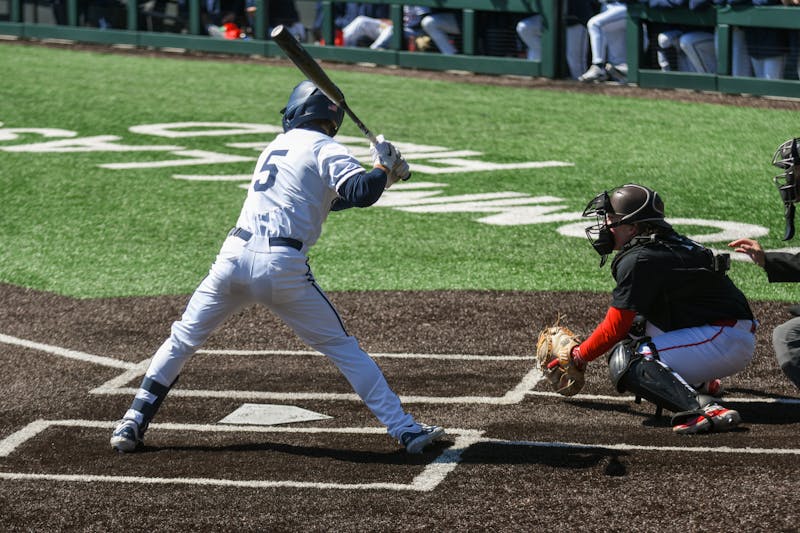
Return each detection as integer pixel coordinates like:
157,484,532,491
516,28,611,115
0,333,543,405
90,365,543,405
0,420,483,492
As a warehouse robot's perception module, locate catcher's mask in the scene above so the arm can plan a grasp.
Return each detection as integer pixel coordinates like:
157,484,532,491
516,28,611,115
582,184,668,266
281,80,345,136
772,138,800,241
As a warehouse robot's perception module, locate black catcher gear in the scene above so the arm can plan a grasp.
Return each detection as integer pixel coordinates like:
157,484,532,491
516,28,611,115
582,183,670,266
607,341,702,422
772,138,800,241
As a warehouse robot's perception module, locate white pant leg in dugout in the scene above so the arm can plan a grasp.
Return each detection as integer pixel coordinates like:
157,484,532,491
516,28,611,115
421,12,460,55
643,321,756,385
752,55,786,79
516,15,542,61
566,24,589,79
342,16,384,47
586,3,627,66
680,31,716,73
146,235,418,439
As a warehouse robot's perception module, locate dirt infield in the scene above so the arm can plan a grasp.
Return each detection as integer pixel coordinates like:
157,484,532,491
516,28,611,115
2,282,800,531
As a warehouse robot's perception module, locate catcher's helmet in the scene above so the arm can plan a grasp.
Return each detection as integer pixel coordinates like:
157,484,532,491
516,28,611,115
582,184,669,266
281,80,345,135
607,184,667,227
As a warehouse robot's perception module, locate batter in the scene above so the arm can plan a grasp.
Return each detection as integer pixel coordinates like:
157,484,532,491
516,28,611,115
110,80,445,454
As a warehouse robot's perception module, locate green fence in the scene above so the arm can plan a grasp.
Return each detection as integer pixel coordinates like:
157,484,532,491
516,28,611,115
1,0,799,97
628,3,800,98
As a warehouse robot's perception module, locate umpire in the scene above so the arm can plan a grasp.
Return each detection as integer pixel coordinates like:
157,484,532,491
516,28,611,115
729,137,800,390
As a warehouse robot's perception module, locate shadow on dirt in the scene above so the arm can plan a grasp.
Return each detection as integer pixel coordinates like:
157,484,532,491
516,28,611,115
135,440,451,465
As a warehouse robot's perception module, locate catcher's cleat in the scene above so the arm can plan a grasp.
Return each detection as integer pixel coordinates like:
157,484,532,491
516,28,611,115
110,419,145,453
697,379,723,397
672,404,741,435
400,424,446,454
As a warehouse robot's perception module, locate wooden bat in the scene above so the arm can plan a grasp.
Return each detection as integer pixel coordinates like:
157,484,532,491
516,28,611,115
270,24,378,144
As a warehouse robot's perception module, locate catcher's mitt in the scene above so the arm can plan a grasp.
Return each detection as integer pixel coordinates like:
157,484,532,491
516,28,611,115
536,326,585,396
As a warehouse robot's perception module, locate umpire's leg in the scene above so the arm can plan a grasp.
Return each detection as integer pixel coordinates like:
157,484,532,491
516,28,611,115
773,317,800,389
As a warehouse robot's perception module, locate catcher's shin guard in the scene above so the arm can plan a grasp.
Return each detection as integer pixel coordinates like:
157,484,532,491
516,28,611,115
608,341,700,414
126,376,177,429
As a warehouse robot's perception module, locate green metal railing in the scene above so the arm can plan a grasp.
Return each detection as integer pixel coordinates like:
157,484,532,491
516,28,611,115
628,3,800,97
0,0,564,77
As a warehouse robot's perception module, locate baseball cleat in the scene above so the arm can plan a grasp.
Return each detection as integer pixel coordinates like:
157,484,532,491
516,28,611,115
672,404,741,435
578,64,608,83
400,424,446,454
697,379,723,397
110,419,145,452
606,63,628,83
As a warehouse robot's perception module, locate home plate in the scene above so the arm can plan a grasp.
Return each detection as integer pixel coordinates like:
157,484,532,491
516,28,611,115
219,403,333,426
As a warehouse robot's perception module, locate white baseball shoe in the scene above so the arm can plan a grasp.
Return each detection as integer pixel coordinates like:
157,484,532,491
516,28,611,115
400,424,446,453
110,419,145,452
578,64,608,83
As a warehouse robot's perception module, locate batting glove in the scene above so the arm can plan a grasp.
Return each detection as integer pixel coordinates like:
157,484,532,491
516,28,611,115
370,134,411,188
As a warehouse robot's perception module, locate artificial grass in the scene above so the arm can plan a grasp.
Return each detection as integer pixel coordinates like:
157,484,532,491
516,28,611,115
2,43,800,301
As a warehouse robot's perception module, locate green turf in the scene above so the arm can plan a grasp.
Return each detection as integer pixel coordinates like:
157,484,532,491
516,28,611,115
2,43,800,301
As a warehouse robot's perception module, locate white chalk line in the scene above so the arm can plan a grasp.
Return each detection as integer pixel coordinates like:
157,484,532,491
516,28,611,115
197,348,533,361
0,333,136,369
482,437,800,456
0,420,481,491
5,332,799,407
91,367,545,405
3,420,800,492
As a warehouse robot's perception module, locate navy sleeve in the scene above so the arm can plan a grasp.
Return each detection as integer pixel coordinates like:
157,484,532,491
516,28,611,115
338,168,388,208
765,252,800,283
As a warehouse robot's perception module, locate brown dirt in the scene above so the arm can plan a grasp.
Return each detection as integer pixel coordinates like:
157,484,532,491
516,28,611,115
1,282,800,531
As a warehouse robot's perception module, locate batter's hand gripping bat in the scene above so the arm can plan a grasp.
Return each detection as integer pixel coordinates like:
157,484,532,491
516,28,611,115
271,24,378,144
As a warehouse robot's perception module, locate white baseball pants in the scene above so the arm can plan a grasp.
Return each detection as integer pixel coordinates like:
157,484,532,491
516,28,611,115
144,234,419,439
642,319,756,386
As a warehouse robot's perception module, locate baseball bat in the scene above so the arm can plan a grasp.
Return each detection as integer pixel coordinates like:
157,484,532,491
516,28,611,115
270,25,378,144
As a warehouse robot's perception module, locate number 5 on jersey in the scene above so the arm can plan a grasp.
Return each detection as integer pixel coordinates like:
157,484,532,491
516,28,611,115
253,150,288,191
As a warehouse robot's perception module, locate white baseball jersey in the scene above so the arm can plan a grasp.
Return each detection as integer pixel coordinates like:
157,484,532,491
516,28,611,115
236,128,363,249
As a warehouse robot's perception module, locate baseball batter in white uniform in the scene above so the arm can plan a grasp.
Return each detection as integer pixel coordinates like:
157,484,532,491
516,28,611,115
110,80,445,454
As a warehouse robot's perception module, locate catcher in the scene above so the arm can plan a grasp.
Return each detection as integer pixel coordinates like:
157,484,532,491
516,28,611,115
538,183,756,434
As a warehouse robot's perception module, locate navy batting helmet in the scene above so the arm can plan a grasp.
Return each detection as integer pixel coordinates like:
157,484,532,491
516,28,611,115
281,80,345,135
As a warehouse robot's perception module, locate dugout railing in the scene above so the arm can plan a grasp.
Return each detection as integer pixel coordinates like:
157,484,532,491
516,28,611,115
1,0,799,97
0,0,565,77
627,2,800,98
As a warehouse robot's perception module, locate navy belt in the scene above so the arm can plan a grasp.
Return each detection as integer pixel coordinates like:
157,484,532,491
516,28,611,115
228,227,303,251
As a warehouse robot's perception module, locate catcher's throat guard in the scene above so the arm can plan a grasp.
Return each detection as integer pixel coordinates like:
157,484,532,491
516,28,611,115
773,138,800,241
582,191,616,266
